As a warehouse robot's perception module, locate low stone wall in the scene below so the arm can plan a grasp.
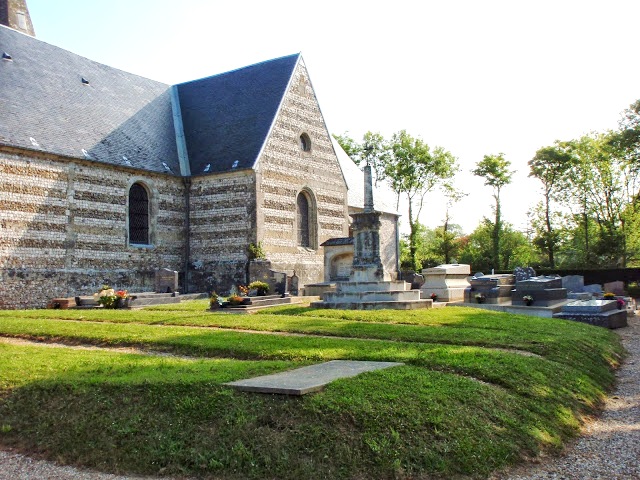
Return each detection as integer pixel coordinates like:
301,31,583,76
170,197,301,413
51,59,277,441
0,268,158,309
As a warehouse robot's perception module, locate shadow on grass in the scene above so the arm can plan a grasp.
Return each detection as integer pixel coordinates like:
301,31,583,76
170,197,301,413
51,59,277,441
0,345,583,480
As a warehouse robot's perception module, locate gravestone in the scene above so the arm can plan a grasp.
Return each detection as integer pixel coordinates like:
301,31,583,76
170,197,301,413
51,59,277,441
562,275,585,293
554,299,628,329
464,274,515,304
401,272,425,290
411,274,425,290
512,275,567,306
604,281,625,296
271,270,288,296
583,284,603,295
421,264,471,302
288,272,299,296
155,268,178,294
513,266,537,282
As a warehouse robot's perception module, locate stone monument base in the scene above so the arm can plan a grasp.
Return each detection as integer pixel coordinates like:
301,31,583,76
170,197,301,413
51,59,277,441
312,281,432,310
553,300,628,329
421,264,470,302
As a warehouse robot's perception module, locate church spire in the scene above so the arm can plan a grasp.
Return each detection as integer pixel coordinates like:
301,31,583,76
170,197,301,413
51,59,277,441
0,0,35,36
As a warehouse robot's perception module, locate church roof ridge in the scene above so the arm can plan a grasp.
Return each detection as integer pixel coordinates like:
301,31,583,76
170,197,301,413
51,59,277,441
175,53,300,88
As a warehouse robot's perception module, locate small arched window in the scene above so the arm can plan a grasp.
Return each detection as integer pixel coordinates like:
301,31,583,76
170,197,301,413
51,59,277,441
297,192,310,247
299,133,311,152
129,183,149,244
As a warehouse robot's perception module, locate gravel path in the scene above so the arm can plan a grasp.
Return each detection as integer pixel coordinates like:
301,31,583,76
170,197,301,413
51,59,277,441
1,316,638,479
492,314,640,480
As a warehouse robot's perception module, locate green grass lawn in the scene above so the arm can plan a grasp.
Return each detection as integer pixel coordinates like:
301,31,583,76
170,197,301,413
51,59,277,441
0,302,624,479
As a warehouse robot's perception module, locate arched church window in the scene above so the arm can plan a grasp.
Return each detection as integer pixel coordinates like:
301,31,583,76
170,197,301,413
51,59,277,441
299,133,311,152
297,192,310,247
129,183,149,244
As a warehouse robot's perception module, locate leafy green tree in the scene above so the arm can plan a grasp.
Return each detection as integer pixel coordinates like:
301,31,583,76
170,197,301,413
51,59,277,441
472,154,513,270
458,219,536,272
616,99,640,160
563,132,640,267
399,222,436,270
432,222,464,265
435,186,466,264
528,143,575,267
332,131,391,186
387,130,458,271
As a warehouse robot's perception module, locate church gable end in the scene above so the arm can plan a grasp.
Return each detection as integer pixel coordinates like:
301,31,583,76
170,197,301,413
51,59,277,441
256,58,348,287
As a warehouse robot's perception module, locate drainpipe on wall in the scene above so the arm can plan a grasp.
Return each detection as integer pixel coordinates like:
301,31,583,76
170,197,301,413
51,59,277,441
395,216,401,279
183,176,191,293
170,85,192,294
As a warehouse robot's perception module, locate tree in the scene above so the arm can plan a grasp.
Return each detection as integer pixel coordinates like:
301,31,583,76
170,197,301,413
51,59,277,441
528,143,575,267
458,219,536,272
617,99,640,161
432,222,464,265
387,130,458,271
332,131,391,186
562,133,639,267
472,154,513,270
399,222,437,270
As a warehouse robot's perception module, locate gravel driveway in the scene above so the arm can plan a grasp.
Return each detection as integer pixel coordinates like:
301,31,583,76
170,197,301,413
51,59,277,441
492,314,640,480
1,316,638,479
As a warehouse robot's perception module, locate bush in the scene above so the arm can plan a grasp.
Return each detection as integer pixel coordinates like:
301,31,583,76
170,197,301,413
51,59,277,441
248,281,270,295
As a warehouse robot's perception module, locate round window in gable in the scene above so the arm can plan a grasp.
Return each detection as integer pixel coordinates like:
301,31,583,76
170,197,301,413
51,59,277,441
299,133,311,152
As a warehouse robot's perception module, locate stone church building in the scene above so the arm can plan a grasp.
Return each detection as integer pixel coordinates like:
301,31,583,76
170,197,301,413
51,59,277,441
0,1,399,308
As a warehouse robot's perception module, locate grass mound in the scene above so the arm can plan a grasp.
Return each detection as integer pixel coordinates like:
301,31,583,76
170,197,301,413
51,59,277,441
0,302,624,479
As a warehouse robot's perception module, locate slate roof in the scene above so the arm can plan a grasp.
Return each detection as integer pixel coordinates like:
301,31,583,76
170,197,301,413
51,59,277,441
320,237,354,247
0,25,180,174
176,54,299,175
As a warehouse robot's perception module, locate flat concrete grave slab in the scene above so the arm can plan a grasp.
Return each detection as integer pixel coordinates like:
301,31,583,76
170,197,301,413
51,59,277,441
225,360,404,395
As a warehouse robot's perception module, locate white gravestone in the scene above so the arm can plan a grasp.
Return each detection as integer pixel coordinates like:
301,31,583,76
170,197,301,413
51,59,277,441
421,264,471,302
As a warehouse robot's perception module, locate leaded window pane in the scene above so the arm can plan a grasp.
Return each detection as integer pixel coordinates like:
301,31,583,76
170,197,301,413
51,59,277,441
129,183,149,244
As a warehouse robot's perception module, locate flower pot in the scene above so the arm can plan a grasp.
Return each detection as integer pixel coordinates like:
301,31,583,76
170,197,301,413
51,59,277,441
525,300,533,306
476,298,485,304
115,297,128,309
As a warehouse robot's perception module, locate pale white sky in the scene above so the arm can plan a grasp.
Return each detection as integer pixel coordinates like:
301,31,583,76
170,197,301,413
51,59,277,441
27,0,640,234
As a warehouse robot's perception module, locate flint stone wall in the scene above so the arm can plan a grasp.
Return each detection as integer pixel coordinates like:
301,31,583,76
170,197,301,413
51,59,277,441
0,149,186,308
256,59,348,288
187,170,255,294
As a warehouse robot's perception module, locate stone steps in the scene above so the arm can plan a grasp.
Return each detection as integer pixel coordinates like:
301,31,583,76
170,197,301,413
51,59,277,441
311,299,432,310
337,281,410,293
213,294,297,314
314,279,432,310
322,290,421,303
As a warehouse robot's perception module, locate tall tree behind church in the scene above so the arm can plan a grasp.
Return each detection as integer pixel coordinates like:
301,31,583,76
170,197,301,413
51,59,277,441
472,154,513,271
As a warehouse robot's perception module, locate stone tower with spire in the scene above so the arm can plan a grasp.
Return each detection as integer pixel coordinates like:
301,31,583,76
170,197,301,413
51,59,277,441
0,0,35,36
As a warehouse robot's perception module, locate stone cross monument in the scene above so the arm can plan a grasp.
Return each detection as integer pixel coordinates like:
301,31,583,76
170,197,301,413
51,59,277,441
349,165,385,282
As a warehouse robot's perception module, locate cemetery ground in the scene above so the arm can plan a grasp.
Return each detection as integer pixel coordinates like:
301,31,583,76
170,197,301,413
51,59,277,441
0,301,625,480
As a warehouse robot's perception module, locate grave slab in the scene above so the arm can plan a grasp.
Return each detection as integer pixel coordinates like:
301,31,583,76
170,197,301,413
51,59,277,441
225,360,404,395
